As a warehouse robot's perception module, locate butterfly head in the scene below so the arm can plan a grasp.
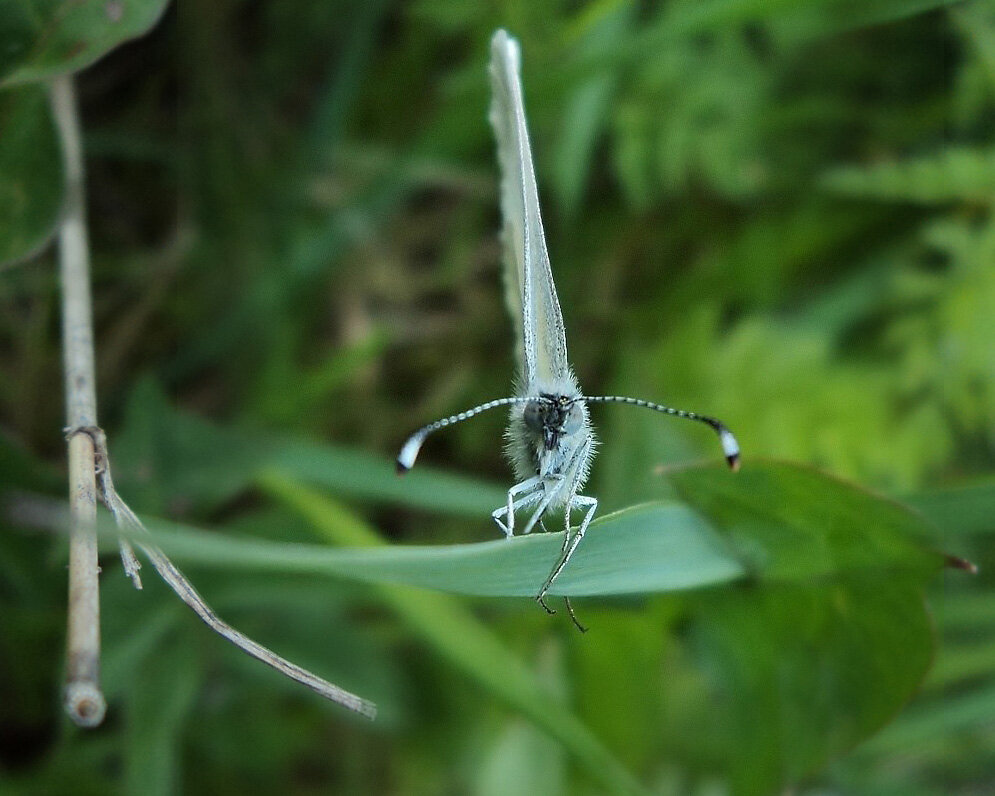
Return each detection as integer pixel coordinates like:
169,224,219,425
523,394,586,452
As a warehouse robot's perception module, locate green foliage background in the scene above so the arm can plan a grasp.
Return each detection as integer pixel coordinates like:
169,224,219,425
1,1,994,794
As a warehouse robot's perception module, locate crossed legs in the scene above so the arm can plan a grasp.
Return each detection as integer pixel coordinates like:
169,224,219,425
492,440,597,628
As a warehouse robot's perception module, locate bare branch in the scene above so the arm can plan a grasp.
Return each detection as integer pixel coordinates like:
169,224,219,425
51,73,108,727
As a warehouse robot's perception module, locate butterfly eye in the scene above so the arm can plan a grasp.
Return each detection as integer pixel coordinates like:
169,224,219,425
523,400,544,433
561,403,583,435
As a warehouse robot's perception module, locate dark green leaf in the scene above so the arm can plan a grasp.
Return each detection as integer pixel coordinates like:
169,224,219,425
0,85,62,266
0,0,170,86
669,574,935,795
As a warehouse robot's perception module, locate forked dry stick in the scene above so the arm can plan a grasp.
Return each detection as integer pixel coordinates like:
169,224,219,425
50,75,375,723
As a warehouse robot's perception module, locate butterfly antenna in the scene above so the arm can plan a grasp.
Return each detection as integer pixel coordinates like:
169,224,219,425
577,396,741,471
397,396,546,474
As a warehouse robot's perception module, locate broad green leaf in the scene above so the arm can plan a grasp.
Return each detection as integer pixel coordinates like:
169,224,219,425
657,463,943,793
0,85,62,266
111,434,940,600
569,610,672,771
0,0,171,87
665,574,935,795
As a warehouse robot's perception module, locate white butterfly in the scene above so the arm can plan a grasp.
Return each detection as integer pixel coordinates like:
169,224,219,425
398,30,740,627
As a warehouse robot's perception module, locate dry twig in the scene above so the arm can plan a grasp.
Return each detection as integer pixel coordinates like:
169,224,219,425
94,429,377,718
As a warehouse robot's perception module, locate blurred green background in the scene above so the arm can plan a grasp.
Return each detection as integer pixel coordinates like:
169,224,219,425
2,1,994,794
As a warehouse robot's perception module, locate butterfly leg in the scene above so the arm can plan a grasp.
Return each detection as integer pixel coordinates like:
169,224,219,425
539,511,587,626
520,474,564,536
535,493,598,610
492,492,540,538
492,476,541,537
563,597,587,633
558,503,591,631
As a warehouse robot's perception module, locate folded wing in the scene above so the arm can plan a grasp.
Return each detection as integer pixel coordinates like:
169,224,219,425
489,29,569,389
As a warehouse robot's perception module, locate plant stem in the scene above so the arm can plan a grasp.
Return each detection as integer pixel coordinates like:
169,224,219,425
51,73,107,727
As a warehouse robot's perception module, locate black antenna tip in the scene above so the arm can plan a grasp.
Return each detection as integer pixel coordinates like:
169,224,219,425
727,453,741,472
396,459,410,475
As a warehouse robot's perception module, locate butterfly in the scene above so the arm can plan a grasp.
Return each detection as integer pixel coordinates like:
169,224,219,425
398,30,740,628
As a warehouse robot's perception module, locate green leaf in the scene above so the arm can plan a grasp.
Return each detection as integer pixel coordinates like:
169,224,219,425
669,573,935,795
658,462,943,793
954,2,995,91
553,74,615,216
768,0,963,43
109,500,745,597
552,2,633,216
476,718,566,796
666,461,941,581
112,459,940,600
571,0,958,75
855,683,995,757
0,0,171,87
0,85,63,266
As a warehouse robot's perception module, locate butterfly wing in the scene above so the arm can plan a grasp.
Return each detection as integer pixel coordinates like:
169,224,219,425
489,30,569,390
